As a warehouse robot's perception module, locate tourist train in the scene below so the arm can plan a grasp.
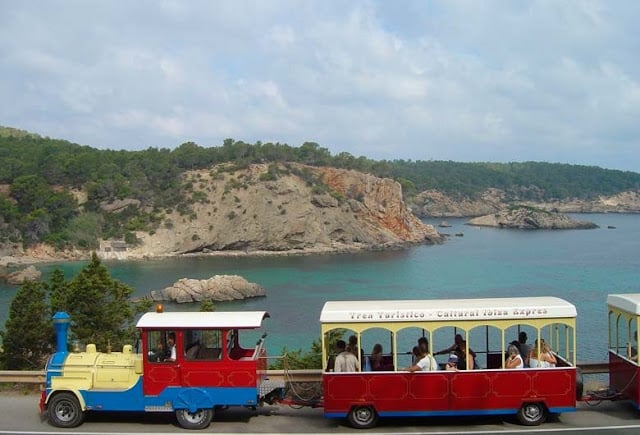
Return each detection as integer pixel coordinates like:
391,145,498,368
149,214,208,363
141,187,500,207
39,293,640,429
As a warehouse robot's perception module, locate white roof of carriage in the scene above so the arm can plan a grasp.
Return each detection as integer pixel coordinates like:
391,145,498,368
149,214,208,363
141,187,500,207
320,297,576,323
136,311,269,329
608,294,640,315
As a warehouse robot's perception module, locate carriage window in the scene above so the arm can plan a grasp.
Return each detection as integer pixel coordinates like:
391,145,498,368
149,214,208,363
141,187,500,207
611,313,634,360
226,329,258,360
186,329,222,360
147,330,168,363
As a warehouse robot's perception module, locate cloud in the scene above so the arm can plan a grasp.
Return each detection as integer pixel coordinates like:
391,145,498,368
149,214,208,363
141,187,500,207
0,0,639,171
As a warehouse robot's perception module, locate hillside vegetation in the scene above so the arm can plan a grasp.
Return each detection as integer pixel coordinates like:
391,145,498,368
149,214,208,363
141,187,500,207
0,127,639,252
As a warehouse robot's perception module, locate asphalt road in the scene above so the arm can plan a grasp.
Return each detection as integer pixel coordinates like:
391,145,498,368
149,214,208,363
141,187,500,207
2,393,640,434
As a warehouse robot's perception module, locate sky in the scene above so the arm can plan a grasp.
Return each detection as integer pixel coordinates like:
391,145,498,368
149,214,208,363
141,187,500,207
1,0,639,172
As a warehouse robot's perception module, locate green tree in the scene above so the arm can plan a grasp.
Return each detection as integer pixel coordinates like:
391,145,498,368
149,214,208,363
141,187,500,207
0,195,19,223
44,190,78,233
48,268,68,315
66,212,103,249
271,339,324,370
199,300,216,312
0,280,53,369
0,195,20,242
270,329,346,370
53,252,140,351
11,175,50,213
21,208,50,245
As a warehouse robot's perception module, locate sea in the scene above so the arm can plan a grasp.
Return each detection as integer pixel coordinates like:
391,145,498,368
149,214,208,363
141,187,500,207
1,213,638,364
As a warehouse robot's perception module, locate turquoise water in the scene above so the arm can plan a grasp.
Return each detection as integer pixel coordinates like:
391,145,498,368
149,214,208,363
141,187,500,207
1,213,638,361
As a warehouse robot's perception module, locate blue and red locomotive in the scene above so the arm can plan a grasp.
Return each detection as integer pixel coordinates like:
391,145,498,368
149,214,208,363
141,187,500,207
40,307,282,429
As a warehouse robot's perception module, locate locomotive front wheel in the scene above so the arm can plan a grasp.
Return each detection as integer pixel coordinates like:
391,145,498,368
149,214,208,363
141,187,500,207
347,405,378,429
517,402,547,426
176,408,213,429
48,392,85,428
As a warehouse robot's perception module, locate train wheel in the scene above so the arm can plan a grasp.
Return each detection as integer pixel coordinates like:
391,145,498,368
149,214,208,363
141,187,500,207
176,408,213,429
347,405,378,429
517,402,547,426
48,392,85,428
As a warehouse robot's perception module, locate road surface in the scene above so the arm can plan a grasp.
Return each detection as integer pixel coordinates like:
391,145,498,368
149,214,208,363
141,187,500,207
1,393,640,434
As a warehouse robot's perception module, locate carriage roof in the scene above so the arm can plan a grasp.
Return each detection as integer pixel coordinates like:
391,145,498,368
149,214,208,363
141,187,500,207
136,311,270,329
607,294,640,315
319,297,576,323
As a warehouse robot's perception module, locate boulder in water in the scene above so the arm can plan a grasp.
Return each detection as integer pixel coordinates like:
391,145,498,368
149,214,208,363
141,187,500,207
149,274,266,303
6,265,42,284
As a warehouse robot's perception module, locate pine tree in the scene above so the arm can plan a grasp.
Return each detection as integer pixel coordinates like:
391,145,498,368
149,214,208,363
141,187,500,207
54,252,139,352
0,280,53,369
0,253,151,368
48,268,67,315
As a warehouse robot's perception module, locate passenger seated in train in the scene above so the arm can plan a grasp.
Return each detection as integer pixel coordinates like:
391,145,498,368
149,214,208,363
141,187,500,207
505,343,524,369
517,331,532,367
369,343,383,371
435,333,477,359
348,335,366,370
529,338,557,368
334,339,359,372
411,346,420,365
404,341,438,372
148,342,166,362
445,353,458,371
185,341,201,360
366,343,394,371
165,332,177,362
435,333,477,369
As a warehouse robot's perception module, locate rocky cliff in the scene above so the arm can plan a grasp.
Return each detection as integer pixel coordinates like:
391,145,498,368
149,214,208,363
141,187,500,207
122,163,441,259
467,207,599,229
413,189,505,218
413,189,640,218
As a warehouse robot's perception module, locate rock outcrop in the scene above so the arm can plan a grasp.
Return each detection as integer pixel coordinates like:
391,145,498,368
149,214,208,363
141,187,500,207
519,191,640,214
123,163,441,259
0,243,86,267
100,198,141,213
6,265,42,284
467,207,599,229
413,189,640,217
148,275,266,303
413,189,505,218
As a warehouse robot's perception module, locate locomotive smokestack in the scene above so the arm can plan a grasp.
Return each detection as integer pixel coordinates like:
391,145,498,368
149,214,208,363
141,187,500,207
52,311,70,354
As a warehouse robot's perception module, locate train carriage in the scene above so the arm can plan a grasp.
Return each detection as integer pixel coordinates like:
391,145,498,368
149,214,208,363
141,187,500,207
320,297,578,428
607,293,640,408
37,293,640,430
40,308,282,429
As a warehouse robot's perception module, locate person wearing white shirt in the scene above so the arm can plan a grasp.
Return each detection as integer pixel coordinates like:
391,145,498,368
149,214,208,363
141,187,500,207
165,332,177,362
334,339,359,372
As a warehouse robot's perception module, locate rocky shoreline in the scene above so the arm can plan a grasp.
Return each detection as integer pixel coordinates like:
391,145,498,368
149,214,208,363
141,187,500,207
0,209,632,272
2,183,639,272
0,238,431,272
